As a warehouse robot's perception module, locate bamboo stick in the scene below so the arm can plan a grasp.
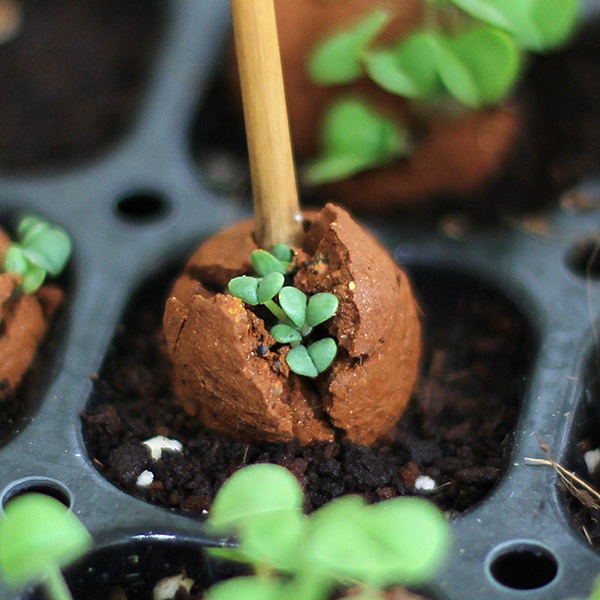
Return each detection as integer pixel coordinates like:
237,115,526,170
230,0,303,248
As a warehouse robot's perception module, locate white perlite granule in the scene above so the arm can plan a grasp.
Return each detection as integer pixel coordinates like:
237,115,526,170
136,469,154,488
143,435,183,461
415,475,436,492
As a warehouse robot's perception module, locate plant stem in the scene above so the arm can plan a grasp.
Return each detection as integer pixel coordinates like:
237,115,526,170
264,299,288,323
230,0,304,249
43,565,73,600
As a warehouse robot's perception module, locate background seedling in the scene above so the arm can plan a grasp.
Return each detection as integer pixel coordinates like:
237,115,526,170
305,0,580,184
206,464,450,600
0,493,91,600
302,98,410,185
3,214,72,293
228,245,339,378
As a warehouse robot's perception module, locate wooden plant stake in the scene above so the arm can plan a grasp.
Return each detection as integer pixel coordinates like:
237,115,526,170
230,0,304,249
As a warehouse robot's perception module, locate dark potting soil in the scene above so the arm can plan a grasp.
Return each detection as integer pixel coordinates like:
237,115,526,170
0,0,162,172
82,264,534,515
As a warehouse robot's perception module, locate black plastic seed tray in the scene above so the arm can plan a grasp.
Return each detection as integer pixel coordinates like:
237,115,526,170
1,1,600,598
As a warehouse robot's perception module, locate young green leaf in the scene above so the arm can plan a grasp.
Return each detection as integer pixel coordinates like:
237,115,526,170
251,249,288,277
257,272,285,304
4,215,73,295
209,464,304,532
286,345,319,378
309,495,367,532
449,0,579,51
4,246,47,294
523,0,579,51
21,226,72,276
307,338,338,374
303,98,410,186
279,286,307,328
308,9,391,85
436,27,521,107
228,276,260,305
239,509,307,571
303,496,375,581
364,31,443,98
0,493,92,588
433,39,479,107
446,0,513,31
303,154,378,187
270,244,293,265
21,265,47,295
4,246,28,276
589,575,600,600
304,496,449,587
206,576,286,600
361,497,450,585
16,214,49,240
271,324,303,345
306,293,339,328
325,98,408,162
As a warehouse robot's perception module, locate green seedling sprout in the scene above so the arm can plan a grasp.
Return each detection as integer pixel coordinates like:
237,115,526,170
206,464,450,600
303,98,411,186
3,214,72,294
305,0,580,183
228,245,339,378
0,493,92,600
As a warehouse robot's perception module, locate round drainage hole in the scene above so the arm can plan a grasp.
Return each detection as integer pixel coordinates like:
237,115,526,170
566,237,600,278
1,478,72,510
489,543,558,590
116,193,169,222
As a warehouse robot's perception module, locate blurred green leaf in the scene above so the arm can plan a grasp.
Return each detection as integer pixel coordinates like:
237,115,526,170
239,509,307,571
21,265,46,294
308,9,391,84
0,494,91,588
526,0,579,51
588,574,600,600
449,0,579,51
4,246,28,276
304,495,449,587
304,496,375,579
365,32,443,98
361,497,450,585
303,98,410,185
447,0,513,29
209,464,304,532
206,576,286,600
303,154,377,186
21,227,72,276
437,26,521,107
